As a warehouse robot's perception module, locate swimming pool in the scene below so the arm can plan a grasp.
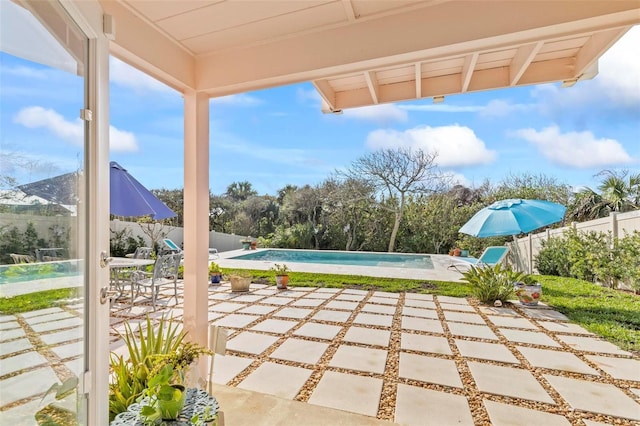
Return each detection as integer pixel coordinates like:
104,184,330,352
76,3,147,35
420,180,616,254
230,249,434,269
0,260,82,285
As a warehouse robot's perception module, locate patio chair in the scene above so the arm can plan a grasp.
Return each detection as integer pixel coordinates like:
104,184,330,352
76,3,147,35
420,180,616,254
132,246,153,259
132,252,182,310
10,253,36,264
448,246,509,273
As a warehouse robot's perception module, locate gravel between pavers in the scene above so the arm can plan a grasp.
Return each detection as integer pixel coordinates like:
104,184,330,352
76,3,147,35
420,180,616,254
105,283,640,426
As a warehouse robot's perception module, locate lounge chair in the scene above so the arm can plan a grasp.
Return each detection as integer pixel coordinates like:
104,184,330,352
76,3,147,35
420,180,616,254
10,253,36,264
448,246,509,272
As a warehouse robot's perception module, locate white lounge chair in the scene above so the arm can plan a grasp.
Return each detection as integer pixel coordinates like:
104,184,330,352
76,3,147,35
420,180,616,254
448,246,509,272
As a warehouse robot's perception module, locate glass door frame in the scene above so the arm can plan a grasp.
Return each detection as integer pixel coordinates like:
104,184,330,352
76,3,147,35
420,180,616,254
22,1,112,424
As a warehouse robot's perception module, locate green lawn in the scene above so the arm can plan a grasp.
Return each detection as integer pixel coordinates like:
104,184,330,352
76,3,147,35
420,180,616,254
2,271,637,354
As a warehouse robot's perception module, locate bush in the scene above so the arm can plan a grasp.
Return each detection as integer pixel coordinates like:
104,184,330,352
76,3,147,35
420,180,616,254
535,236,571,276
461,264,528,304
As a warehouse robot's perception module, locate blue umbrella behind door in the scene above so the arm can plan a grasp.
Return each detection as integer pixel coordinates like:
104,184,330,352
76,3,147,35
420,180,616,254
459,199,566,238
110,161,176,219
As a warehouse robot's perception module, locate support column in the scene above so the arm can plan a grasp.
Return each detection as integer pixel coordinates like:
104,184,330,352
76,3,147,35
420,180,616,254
183,90,210,372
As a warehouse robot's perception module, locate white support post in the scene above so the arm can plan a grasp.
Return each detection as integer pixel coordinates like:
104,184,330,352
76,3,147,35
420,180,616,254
183,90,210,378
528,233,533,274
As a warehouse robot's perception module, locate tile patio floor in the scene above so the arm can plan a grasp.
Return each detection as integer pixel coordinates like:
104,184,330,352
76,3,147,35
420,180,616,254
1,280,639,425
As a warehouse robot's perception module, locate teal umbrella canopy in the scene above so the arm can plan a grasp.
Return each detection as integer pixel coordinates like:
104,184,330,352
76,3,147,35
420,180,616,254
459,199,566,237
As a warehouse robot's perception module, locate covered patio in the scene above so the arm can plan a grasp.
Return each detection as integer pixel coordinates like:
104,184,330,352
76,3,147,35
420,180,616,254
97,0,640,363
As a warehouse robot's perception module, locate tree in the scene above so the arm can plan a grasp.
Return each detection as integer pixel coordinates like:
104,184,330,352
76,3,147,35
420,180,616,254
568,169,640,221
225,181,257,201
342,148,440,252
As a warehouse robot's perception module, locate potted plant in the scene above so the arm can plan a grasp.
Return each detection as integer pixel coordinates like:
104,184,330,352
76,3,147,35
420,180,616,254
514,274,542,306
270,263,290,289
240,237,252,250
229,272,252,292
139,364,186,423
208,262,223,284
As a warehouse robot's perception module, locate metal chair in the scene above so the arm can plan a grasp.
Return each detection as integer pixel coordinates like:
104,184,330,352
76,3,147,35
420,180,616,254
132,253,182,310
132,247,153,259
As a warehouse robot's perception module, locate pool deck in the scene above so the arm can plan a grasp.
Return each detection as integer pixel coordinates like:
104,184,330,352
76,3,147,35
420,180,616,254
217,249,466,282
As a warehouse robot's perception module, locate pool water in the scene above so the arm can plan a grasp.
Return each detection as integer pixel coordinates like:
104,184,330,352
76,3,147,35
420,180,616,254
0,260,82,284
231,249,434,269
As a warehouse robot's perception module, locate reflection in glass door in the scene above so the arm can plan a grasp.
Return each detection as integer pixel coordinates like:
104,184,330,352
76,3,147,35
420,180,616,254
0,1,88,424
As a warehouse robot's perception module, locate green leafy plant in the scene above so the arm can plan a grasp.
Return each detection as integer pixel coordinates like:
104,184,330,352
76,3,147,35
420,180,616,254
461,264,527,304
269,263,290,275
535,236,571,276
139,364,186,424
108,315,185,421
208,262,223,275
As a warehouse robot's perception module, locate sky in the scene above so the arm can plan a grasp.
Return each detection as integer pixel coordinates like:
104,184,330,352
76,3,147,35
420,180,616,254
1,24,638,198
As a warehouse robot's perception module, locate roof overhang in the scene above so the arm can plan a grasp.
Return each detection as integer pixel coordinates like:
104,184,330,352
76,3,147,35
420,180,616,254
99,0,640,111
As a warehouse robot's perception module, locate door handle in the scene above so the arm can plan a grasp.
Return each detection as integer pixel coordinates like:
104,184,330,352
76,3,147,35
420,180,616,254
99,286,118,304
100,250,112,268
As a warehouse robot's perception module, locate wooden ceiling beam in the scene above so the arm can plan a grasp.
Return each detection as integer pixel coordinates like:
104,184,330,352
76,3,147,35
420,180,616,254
510,41,543,86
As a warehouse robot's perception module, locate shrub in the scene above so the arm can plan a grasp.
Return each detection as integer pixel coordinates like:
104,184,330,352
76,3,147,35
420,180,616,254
461,264,528,304
535,236,571,276
618,231,640,293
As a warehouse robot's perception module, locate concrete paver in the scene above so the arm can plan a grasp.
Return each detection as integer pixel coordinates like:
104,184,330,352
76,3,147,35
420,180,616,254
227,331,279,354
556,335,632,355
273,307,313,319
468,361,555,403
584,355,640,381
401,333,452,355
209,301,245,312
483,400,571,426
312,309,351,322
395,384,474,426
478,306,519,317
447,322,498,340
329,345,388,374
0,338,32,357
368,296,399,305
517,346,600,375
250,318,299,334
260,296,296,305
372,291,399,299
519,307,568,321
291,298,325,307
0,351,48,376
308,371,383,417
402,306,439,319
455,340,519,364
544,374,640,421
353,313,393,327
335,293,367,302
0,367,60,406
401,316,443,334
30,317,82,333
325,300,359,311
270,338,329,364
403,299,436,309
213,314,261,328
212,354,254,385
487,315,537,329
361,303,397,315
294,322,343,340
443,311,485,324
439,302,476,312
537,321,593,334
50,341,83,359
499,328,561,347
39,329,82,345
399,352,462,388
404,293,433,301
0,320,20,331
343,327,391,347
238,304,278,315
238,362,312,399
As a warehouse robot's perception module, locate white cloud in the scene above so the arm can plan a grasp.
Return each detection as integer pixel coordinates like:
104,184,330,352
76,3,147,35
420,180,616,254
296,87,321,106
343,104,408,124
110,57,173,93
365,124,496,167
0,64,48,79
210,94,263,106
480,99,533,117
513,125,634,168
13,106,138,152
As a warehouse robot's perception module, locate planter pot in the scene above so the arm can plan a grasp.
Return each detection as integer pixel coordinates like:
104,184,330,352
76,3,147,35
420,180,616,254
275,275,289,289
157,384,186,420
250,241,257,250
230,276,251,292
241,242,251,250
210,274,221,284
453,248,461,256
514,283,542,306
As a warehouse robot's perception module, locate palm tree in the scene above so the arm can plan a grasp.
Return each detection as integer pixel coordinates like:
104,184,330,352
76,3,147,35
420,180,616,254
569,170,640,221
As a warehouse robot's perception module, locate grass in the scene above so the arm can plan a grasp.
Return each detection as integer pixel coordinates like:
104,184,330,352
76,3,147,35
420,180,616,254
2,271,638,354
0,288,80,314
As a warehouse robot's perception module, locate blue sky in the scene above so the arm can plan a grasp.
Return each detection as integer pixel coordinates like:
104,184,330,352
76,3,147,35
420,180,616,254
1,26,638,197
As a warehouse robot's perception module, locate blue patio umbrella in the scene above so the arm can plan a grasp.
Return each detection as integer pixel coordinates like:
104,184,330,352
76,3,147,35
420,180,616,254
110,161,176,219
459,199,566,237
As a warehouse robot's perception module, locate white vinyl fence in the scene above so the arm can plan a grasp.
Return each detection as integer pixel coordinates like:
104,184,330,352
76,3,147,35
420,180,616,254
508,210,640,274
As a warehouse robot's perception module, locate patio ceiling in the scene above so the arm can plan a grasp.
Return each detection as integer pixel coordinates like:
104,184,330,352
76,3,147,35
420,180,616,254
101,0,640,111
